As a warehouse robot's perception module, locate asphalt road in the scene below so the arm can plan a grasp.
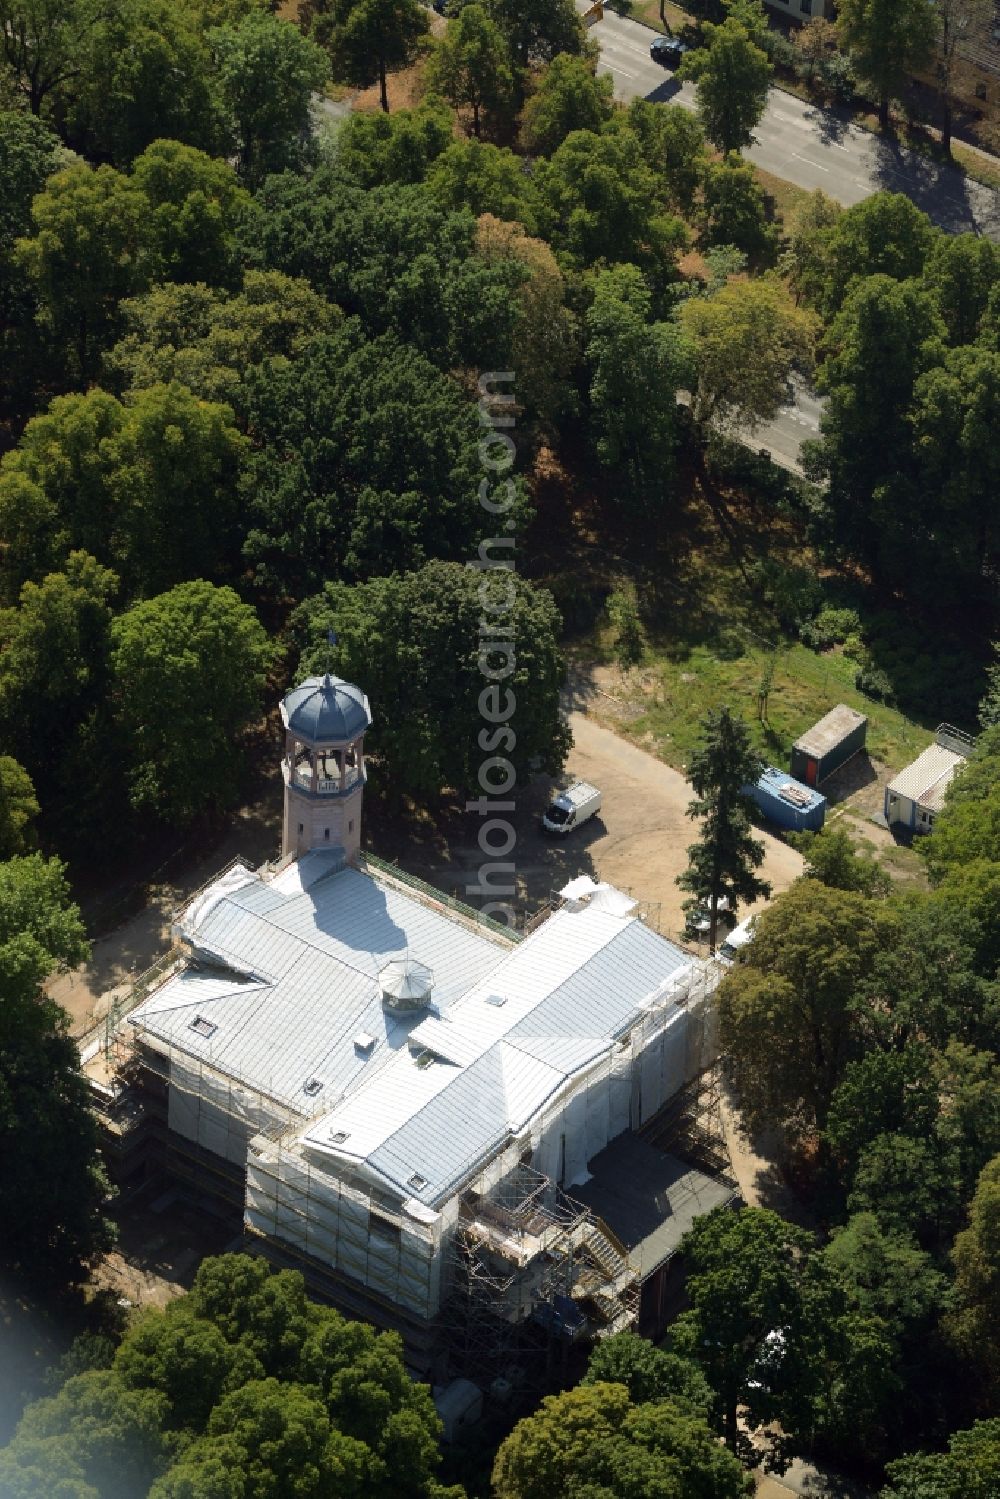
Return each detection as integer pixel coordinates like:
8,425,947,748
576,3,1000,471
576,3,1000,239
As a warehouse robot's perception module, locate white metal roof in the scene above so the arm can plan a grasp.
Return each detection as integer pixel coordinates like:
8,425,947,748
130,859,508,1114
887,743,964,811
131,853,701,1211
302,900,695,1208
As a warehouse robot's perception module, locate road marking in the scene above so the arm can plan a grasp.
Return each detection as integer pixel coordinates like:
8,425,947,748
606,62,638,78
792,152,829,171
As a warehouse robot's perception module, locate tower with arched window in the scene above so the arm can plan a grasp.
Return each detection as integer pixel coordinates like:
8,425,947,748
279,673,372,862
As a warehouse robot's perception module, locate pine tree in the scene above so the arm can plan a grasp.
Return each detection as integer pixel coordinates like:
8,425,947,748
678,705,770,950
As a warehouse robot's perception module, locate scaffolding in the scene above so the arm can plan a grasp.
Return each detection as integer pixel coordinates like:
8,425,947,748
640,956,734,1186
441,1164,641,1395
85,871,725,1386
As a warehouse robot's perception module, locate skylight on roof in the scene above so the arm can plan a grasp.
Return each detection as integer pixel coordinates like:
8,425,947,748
407,1172,429,1192
329,1129,350,1144
485,993,508,1007
189,1015,217,1039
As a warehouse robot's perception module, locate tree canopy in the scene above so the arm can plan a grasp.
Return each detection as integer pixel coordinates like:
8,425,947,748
0,1254,456,1496
680,17,772,157
109,581,274,822
293,561,570,802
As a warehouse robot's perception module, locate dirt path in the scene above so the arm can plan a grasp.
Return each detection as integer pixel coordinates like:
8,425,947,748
566,710,805,935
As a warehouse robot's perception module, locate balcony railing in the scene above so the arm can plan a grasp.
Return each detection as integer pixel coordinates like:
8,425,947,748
292,765,361,795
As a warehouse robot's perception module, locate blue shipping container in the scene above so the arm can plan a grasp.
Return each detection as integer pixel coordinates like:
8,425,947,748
743,767,827,832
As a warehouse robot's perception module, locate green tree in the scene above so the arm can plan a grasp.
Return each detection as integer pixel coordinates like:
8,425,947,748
0,853,88,970
492,1381,750,1499
241,173,522,369
824,1045,939,1184
811,275,945,575
0,1253,453,1496
783,187,841,307
428,4,513,137
825,1213,947,1344
677,705,769,950
836,0,937,130
945,1155,1000,1401
486,0,586,70
473,214,577,424
614,100,708,218
0,107,61,271
923,232,999,345
520,52,613,154
294,561,569,803
882,1420,1000,1499
679,17,772,156
0,0,105,114
908,345,1000,597
0,757,39,858
105,272,339,412
584,263,693,511
110,582,273,823
678,273,816,434
63,0,221,165
717,880,895,1142
15,162,151,383
534,127,687,287
209,11,329,182
0,862,111,1287
330,98,454,187
0,110,62,428
0,384,247,599
606,587,646,672
582,1331,713,1413
0,553,118,777
671,1205,893,1466
0,1371,166,1497
427,140,540,230
131,140,251,287
806,192,936,321
321,0,428,113
700,154,777,262
241,326,528,593
787,825,891,896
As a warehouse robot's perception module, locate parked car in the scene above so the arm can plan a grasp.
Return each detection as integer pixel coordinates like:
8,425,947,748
542,781,602,836
718,912,758,963
684,896,733,939
650,34,688,67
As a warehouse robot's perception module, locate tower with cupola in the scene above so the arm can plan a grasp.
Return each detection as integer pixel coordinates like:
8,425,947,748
279,673,372,862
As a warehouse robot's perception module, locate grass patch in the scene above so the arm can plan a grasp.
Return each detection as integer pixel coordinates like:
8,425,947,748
625,0,690,34
951,139,1000,192
581,482,933,779
607,637,931,774
754,167,813,231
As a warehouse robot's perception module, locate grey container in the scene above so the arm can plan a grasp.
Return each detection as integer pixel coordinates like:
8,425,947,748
790,705,867,788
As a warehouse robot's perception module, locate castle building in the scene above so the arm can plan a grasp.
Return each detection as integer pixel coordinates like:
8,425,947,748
114,674,733,1382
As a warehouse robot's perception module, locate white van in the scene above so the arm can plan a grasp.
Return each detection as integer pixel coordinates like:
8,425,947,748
719,912,758,963
542,781,602,835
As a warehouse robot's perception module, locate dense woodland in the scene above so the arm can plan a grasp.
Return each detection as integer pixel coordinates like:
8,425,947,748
1,0,1000,1489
